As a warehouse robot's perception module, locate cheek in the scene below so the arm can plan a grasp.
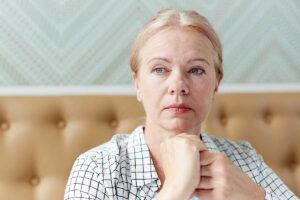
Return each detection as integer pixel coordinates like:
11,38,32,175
138,77,162,105
140,79,154,96
139,70,166,93
141,89,168,120
192,81,216,110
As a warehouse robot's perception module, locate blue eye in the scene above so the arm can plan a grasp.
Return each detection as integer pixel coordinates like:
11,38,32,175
190,68,205,75
153,67,167,74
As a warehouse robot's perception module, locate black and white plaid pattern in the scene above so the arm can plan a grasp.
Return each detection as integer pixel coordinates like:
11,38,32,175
64,126,299,200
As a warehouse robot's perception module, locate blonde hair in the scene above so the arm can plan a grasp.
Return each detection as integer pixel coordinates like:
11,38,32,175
129,8,223,80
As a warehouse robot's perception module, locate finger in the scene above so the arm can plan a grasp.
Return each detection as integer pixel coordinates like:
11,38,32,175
200,151,221,166
177,134,207,151
200,165,212,177
200,156,228,177
177,132,202,142
193,189,213,200
198,176,214,189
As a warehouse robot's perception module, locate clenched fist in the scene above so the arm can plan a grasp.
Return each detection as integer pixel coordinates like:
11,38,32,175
156,134,265,200
156,133,206,200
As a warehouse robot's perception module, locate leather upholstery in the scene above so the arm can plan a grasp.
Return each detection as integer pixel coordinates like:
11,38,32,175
0,93,299,199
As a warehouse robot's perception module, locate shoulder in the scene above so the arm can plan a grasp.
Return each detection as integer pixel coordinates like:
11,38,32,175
81,134,130,161
65,134,131,199
74,134,130,179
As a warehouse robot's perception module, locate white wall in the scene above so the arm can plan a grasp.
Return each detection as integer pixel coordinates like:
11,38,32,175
0,0,299,85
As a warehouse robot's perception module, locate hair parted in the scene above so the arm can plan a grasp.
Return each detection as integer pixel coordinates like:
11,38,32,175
129,8,223,80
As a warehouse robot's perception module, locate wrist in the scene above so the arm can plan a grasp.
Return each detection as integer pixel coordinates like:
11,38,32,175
257,186,266,200
156,183,191,200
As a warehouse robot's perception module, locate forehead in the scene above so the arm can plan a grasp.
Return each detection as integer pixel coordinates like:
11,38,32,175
139,27,214,63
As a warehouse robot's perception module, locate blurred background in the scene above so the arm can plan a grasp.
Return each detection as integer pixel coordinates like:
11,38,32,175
0,0,299,86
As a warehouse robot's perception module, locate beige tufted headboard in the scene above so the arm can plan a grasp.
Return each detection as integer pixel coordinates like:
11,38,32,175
0,90,299,199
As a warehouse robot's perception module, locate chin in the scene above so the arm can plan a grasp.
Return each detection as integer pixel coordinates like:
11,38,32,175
164,119,197,134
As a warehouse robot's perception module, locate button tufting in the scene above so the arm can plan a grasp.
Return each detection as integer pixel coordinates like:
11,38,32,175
31,176,39,186
57,120,66,129
289,163,297,171
288,157,297,171
264,110,272,123
219,112,228,126
111,120,118,128
1,122,9,131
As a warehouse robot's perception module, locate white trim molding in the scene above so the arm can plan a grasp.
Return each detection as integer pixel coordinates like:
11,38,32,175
0,85,136,96
218,84,300,93
0,84,300,96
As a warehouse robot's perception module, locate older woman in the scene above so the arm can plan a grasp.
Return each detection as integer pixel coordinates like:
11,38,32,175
64,8,298,200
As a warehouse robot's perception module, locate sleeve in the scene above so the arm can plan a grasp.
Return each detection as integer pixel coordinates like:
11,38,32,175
255,154,299,200
64,155,109,200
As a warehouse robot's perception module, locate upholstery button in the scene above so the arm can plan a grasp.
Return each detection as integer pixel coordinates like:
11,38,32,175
288,157,297,170
111,120,118,128
219,113,228,126
289,163,297,171
264,111,272,123
1,122,9,131
31,177,39,186
57,120,66,129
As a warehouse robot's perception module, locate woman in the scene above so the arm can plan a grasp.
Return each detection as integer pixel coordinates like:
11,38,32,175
64,8,298,200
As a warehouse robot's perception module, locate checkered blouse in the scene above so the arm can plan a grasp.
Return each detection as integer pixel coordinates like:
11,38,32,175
64,126,298,200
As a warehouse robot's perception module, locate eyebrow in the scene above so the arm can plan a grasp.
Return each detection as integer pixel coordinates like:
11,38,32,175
187,58,210,66
147,57,171,64
147,57,210,66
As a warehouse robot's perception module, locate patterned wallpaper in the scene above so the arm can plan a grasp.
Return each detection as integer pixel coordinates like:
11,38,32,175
0,0,299,86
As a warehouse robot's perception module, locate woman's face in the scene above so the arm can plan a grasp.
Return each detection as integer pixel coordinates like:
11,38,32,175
133,27,220,134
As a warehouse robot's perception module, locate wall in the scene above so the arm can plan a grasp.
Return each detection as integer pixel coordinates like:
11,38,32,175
0,0,299,85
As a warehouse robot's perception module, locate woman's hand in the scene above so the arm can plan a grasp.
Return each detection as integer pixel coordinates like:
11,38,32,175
194,151,265,200
156,133,207,200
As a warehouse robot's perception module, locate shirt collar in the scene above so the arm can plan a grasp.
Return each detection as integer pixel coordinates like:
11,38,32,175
127,126,219,197
128,125,160,190
201,132,222,153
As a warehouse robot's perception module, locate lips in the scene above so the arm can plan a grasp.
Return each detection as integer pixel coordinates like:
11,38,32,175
165,103,191,109
164,103,192,113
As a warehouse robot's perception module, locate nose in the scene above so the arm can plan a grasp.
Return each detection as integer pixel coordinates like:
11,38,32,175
170,88,188,95
167,70,189,95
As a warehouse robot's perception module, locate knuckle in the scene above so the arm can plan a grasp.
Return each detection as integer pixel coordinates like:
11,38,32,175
214,153,230,165
191,145,199,153
216,167,227,178
173,136,182,143
217,152,227,160
215,183,231,200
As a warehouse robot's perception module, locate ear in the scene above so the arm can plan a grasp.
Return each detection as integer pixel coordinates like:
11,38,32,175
214,74,222,92
132,72,142,102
